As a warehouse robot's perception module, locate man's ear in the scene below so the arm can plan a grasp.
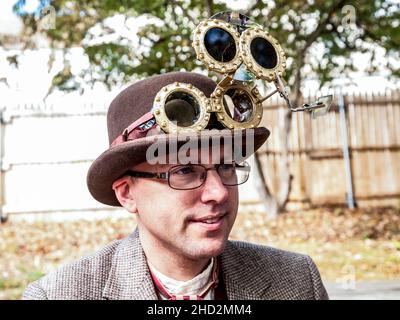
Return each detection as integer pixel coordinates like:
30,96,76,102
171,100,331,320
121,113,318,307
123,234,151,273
113,177,138,214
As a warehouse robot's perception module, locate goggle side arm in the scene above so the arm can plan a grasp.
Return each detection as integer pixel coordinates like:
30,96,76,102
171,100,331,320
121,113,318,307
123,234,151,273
260,72,333,114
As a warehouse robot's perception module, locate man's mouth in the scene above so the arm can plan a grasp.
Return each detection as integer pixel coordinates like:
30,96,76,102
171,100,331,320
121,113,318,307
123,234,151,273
190,213,227,231
203,216,223,224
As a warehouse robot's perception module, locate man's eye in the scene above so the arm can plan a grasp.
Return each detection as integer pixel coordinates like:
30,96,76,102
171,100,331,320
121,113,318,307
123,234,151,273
219,164,237,175
174,166,196,175
220,164,235,171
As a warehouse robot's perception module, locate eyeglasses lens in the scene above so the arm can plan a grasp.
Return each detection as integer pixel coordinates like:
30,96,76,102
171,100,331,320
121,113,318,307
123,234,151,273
168,163,250,189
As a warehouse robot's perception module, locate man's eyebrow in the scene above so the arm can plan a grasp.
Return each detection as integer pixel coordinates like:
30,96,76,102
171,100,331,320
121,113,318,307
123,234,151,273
151,163,175,171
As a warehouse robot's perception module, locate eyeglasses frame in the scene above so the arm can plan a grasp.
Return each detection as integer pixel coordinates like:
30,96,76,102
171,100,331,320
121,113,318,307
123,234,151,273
124,161,251,190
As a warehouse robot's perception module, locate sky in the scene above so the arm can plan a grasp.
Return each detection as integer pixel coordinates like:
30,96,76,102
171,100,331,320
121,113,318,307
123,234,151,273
0,0,399,110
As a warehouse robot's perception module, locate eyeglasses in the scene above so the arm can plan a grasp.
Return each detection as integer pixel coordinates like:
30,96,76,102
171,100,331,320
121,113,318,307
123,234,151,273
125,161,250,190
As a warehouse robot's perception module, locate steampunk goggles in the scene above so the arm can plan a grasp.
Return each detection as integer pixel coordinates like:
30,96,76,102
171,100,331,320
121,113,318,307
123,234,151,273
192,11,286,82
110,76,263,148
151,76,264,133
192,11,332,118
111,11,332,147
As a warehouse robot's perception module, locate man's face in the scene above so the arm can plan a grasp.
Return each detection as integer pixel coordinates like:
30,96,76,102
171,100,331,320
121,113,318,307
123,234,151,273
125,154,239,261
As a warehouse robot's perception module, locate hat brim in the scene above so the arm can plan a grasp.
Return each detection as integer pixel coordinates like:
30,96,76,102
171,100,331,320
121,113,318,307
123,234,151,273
87,127,270,206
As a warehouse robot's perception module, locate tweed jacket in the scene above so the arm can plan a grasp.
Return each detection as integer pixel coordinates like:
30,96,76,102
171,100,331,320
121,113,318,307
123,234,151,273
23,228,328,300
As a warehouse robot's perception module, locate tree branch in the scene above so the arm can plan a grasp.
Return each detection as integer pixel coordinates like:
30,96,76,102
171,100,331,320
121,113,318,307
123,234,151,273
206,0,213,17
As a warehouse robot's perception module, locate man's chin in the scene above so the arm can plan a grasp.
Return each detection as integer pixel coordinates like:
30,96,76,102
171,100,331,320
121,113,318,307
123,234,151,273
190,238,228,259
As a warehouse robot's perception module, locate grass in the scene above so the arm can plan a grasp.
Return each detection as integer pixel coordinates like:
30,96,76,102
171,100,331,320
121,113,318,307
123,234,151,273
0,271,45,300
230,208,400,282
0,207,399,299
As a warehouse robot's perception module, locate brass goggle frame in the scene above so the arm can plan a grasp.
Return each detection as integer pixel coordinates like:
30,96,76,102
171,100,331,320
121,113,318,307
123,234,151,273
193,19,286,82
152,79,263,133
192,12,333,117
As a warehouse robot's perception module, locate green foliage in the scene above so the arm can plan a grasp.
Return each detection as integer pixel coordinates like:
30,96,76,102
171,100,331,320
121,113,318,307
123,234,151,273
10,0,400,93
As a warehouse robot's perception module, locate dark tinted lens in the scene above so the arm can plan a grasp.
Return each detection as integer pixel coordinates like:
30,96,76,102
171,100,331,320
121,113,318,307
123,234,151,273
164,92,201,127
250,37,278,69
204,27,236,63
223,89,253,123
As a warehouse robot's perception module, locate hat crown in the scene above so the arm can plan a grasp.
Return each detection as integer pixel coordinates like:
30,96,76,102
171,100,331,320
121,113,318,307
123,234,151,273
107,72,217,145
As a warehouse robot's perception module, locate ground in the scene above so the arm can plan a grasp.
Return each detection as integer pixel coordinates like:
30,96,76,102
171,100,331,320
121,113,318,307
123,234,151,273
0,207,399,299
325,280,400,300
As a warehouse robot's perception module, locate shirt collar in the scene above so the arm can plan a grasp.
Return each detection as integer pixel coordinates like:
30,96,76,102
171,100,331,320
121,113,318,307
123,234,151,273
147,258,215,295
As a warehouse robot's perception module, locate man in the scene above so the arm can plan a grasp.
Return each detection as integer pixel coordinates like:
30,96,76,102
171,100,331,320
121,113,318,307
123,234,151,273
24,71,328,300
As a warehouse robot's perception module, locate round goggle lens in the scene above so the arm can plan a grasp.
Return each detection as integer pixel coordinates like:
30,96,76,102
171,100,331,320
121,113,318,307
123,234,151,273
223,89,253,123
250,37,278,69
164,92,201,127
204,27,236,63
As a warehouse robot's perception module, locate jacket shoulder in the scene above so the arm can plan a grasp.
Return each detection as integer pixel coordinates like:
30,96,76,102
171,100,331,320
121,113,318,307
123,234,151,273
228,241,329,300
23,239,122,300
230,240,309,264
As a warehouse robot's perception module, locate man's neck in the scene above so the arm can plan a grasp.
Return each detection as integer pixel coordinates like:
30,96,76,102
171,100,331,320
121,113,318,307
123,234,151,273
138,232,211,281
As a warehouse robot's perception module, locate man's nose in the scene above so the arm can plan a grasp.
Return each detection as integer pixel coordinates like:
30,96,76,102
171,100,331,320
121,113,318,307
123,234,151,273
200,168,229,204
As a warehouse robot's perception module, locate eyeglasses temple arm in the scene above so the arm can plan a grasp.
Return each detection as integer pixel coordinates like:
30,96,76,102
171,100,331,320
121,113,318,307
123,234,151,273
125,170,168,180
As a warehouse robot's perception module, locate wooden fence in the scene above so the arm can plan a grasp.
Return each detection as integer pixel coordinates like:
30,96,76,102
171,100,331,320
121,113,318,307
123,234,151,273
258,89,400,208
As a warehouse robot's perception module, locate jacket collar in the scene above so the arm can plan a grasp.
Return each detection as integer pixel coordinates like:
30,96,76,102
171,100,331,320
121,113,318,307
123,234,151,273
102,229,272,300
102,228,158,300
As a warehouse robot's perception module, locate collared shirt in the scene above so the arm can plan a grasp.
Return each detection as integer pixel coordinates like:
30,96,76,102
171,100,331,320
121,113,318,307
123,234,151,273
147,258,215,300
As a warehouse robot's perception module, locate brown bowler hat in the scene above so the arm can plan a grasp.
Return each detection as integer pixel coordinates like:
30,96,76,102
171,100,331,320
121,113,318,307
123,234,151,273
87,71,270,206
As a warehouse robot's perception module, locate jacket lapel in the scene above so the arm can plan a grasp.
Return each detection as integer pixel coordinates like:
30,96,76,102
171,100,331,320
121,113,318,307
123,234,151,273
102,228,158,300
220,241,273,300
